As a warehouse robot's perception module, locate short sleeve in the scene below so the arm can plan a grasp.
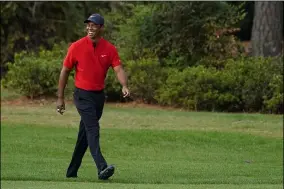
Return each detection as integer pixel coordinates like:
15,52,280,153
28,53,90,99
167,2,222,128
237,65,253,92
63,44,76,69
110,46,122,68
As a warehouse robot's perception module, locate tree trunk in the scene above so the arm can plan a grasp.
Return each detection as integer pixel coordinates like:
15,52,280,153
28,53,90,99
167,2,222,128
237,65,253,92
251,2,283,57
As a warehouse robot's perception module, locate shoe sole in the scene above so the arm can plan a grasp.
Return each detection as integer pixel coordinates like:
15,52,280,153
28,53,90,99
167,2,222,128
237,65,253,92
99,167,115,180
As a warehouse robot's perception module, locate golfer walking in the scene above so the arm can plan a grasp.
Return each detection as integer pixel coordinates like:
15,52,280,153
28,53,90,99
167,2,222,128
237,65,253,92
56,13,130,180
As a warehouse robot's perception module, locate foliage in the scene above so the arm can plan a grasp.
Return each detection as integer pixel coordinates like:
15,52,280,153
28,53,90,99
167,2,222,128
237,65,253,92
1,42,74,99
2,44,282,113
104,69,122,101
155,57,283,113
113,2,246,68
262,57,283,113
1,1,283,114
156,66,220,111
0,1,112,75
105,51,165,103
221,56,283,113
125,55,166,104
108,53,283,114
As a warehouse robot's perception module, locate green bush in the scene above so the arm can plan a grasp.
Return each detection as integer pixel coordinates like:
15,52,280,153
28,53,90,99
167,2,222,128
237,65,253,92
105,52,166,103
2,42,75,99
262,58,283,113
2,40,282,114
126,56,165,104
156,66,222,111
154,56,283,113
263,74,283,113
221,56,283,113
104,69,122,101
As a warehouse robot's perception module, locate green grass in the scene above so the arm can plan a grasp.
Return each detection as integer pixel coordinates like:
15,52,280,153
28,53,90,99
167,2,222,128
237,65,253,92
1,103,282,137
1,103,283,189
1,181,282,189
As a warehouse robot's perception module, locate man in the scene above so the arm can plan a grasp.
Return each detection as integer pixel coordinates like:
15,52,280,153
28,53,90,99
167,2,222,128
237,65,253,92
56,13,130,180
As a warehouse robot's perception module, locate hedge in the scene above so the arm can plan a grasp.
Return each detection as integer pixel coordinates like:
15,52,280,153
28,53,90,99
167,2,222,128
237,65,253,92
2,44,283,114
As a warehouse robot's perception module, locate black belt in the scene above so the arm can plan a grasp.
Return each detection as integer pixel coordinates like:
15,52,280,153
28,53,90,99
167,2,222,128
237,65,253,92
75,87,104,94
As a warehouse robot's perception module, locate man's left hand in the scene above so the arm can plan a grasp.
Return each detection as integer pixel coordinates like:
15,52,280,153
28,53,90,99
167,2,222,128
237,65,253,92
122,86,130,98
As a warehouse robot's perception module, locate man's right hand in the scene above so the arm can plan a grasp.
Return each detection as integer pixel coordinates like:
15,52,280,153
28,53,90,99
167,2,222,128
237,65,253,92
56,97,65,115
57,66,71,115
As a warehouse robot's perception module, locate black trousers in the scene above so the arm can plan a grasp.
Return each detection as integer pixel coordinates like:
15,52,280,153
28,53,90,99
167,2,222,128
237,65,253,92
66,87,107,176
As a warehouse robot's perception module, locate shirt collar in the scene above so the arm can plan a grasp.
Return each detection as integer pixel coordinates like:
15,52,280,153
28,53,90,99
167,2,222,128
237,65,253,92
85,36,103,46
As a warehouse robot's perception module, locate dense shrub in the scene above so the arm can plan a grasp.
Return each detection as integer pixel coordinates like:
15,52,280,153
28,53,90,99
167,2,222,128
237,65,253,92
155,56,283,113
156,66,219,110
1,42,75,99
263,75,283,113
261,58,283,113
104,69,122,101
2,44,282,114
221,56,283,113
105,54,166,103
125,56,166,104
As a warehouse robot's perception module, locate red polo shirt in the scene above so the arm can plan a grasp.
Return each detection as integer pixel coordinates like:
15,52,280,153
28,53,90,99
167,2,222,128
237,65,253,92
63,36,121,91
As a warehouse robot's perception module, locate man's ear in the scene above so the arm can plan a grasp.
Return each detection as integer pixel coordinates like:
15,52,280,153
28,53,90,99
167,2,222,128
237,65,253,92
99,26,105,33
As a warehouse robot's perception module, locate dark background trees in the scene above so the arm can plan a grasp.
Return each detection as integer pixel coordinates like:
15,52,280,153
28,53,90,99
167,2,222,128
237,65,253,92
0,1,254,72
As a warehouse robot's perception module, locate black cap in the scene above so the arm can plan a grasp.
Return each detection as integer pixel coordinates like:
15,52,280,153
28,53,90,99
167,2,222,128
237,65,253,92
84,14,104,25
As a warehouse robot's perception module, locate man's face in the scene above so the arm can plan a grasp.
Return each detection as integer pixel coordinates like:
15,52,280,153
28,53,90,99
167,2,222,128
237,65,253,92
86,22,102,39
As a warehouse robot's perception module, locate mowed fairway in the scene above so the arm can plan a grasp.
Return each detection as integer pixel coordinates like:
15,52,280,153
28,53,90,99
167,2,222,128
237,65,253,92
1,101,283,189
